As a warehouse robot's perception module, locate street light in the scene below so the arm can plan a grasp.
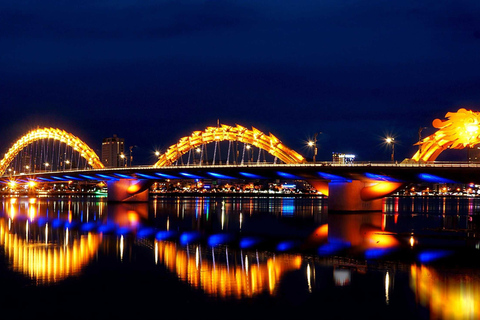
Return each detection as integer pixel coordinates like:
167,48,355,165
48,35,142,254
385,137,395,163
120,153,126,167
308,132,322,163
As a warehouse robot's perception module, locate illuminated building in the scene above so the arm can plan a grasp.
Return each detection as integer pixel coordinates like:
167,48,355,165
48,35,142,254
468,146,480,163
101,134,125,167
332,153,355,164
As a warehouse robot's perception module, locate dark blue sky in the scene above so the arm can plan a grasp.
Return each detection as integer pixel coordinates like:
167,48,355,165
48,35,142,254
2,0,480,164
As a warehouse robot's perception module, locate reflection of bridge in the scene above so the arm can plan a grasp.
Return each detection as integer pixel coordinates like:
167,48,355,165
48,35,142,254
2,109,480,210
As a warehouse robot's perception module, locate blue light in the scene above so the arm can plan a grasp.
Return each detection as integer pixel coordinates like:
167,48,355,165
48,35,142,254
155,172,179,179
239,236,262,249
207,172,235,179
37,217,48,226
180,231,202,245
417,249,452,263
277,172,301,179
418,173,455,183
51,176,67,181
80,222,98,232
114,173,133,179
64,221,78,229
37,177,55,182
98,222,116,233
276,240,300,251
180,172,204,179
63,175,82,180
364,173,398,182
282,198,295,216
96,174,117,180
79,174,100,180
137,227,155,238
116,226,132,235
52,219,64,228
317,172,350,182
318,241,351,256
364,247,394,259
155,230,177,241
239,172,264,179
208,233,234,246
135,173,157,179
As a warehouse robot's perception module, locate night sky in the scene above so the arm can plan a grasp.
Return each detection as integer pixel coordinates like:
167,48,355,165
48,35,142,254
2,0,480,164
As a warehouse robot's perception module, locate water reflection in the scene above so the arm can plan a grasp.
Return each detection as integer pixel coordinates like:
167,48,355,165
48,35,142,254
410,264,480,319
0,195,480,320
155,241,302,298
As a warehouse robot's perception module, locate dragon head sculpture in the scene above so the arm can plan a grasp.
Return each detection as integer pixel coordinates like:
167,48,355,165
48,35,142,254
412,108,480,161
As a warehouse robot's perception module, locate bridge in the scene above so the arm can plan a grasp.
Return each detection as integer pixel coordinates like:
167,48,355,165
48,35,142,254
1,108,480,211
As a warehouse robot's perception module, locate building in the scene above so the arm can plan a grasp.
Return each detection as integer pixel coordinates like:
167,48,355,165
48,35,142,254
332,152,355,164
468,146,480,163
101,135,125,167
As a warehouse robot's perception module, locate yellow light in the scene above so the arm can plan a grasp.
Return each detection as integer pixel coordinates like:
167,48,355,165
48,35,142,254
385,137,394,144
28,181,36,188
153,123,305,167
308,141,314,146
0,127,104,175
413,109,480,161
8,180,16,189
466,124,478,133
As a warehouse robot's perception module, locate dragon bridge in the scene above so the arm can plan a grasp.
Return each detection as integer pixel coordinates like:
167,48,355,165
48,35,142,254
0,127,104,176
153,124,306,167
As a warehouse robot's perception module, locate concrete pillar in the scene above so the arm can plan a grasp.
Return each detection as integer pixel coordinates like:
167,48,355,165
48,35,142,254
328,180,383,212
107,179,151,202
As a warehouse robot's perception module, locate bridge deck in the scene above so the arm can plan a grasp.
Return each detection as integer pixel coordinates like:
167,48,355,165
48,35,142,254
3,162,480,184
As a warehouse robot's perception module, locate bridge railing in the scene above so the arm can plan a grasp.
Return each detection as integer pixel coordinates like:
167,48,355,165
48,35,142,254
7,161,480,178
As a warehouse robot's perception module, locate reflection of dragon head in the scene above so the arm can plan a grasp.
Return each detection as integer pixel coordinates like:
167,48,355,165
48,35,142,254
412,108,480,161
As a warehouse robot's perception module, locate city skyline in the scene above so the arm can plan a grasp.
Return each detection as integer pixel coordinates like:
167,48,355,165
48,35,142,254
2,1,480,163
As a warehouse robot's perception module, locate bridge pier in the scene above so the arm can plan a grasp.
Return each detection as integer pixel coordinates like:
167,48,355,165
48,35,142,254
107,179,151,202
327,180,404,212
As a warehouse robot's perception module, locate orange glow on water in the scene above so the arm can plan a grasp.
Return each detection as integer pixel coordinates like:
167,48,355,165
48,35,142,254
410,264,480,319
0,220,101,284
155,241,302,299
361,225,399,248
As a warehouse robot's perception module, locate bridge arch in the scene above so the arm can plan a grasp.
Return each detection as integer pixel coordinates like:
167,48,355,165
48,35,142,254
0,127,104,176
153,124,306,167
412,108,480,162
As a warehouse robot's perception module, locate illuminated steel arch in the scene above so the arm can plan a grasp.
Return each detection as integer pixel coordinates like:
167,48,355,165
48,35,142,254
153,124,306,167
412,109,480,162
0,127,104,175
